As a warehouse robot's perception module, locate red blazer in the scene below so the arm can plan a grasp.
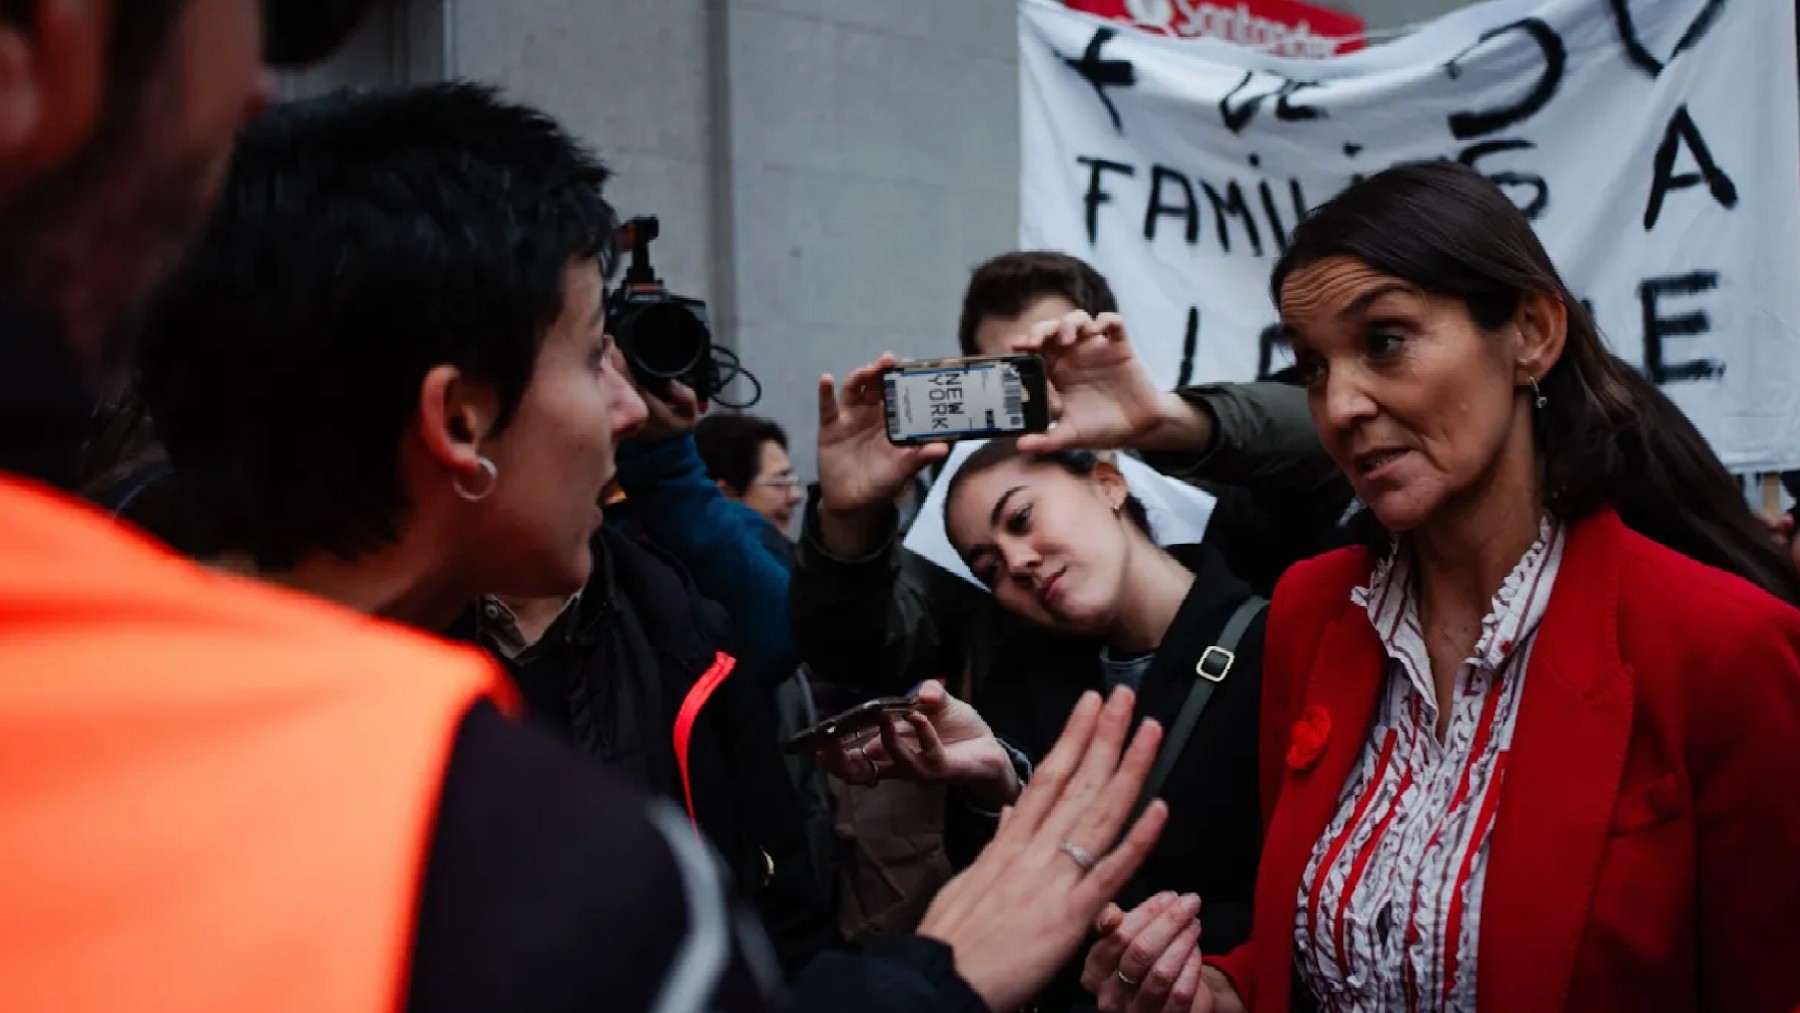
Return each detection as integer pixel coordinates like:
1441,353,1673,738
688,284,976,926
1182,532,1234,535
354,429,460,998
1211,510,1800,1013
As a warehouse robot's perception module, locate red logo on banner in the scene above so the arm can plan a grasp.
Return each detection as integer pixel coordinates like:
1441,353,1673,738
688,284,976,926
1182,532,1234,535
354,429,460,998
1064,0,1365,57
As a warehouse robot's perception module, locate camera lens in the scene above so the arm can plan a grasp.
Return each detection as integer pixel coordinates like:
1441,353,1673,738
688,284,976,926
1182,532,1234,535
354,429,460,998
617,302,709,379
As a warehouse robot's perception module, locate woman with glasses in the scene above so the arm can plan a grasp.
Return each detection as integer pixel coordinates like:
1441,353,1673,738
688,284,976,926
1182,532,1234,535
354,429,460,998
698,413,808,540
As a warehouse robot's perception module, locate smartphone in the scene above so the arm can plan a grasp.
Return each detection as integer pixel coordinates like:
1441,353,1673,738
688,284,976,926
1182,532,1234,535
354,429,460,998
882,354,1051,446
781,696,919,754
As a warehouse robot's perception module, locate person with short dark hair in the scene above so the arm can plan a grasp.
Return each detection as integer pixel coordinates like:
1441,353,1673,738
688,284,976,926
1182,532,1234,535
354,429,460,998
134,79,839,976
697,412,806,538
138,83,634,606
1071,162,1800,1013
955,251,1119,358
0,3,770,1009
1,6,1179,1011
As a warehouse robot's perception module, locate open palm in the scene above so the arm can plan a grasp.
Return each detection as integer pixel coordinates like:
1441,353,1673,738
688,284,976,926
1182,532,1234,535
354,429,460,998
816,354,947,514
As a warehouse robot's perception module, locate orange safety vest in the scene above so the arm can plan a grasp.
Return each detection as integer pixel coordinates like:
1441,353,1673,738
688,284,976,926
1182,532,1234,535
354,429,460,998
0,476,517,1011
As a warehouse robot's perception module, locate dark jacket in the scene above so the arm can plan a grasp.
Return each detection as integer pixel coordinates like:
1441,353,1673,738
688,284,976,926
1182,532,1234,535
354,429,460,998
936,545,1265,940
801,531,1267,1012
613,433,800,689
413,701,988,1013
1011,543,1266,1013
448,525,837,976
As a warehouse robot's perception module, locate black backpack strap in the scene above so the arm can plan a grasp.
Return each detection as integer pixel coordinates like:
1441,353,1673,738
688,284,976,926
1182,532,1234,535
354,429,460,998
1131,594,1267,817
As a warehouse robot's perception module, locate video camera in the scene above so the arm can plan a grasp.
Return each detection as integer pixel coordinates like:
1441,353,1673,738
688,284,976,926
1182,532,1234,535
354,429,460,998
608,216,759,407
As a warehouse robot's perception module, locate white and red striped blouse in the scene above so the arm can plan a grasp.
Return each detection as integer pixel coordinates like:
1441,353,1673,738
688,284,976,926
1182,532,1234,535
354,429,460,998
1293,519,1566,1013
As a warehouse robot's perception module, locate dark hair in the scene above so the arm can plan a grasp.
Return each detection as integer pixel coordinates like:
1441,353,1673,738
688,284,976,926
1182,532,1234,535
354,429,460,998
944,439,1152,552
694,414,789,495
136,83,618,571
956,251,1118,356
1273,161,1800,606
74,390,221,559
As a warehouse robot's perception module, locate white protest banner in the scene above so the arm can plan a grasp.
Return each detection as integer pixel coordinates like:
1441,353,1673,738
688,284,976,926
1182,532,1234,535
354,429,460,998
1021,0,1800,472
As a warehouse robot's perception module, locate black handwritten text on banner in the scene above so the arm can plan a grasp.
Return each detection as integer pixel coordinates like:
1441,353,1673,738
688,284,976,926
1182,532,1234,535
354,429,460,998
1020,0,1800,471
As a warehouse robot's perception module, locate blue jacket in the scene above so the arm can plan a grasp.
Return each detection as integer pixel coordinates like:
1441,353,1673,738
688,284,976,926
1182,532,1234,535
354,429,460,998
613,434,797,688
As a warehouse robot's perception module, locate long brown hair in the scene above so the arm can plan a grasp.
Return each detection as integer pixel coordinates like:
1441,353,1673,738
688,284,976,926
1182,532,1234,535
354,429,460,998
1273,161,1800,607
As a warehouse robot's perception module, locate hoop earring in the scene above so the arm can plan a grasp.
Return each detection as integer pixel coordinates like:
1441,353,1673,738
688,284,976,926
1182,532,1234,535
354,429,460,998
454,456,499,502
1529,376,1547,410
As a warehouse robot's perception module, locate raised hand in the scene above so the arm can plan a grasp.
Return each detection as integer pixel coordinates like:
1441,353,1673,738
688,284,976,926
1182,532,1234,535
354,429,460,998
915,687,1169,1013
815,355,947,514
1012,310,1213,456
815,354,948,554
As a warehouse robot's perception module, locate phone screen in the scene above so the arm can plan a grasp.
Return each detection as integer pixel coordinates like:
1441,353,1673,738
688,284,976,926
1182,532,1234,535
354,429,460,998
885,360,1030,442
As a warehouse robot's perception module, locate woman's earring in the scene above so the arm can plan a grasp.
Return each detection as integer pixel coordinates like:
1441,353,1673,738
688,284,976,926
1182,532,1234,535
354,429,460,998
1529,376,1546,410
454,456,499,502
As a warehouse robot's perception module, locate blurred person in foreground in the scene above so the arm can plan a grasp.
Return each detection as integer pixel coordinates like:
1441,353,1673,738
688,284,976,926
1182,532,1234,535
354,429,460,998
135,82,830,974
1059,163,1800,1013
0,2,1170,1010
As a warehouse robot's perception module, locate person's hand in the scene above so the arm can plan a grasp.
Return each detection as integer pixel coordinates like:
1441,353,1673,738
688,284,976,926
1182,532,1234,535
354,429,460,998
915,687,1170,1013
634,379,701,442
1012,311,1214,456
818,681,1019,807
815,355,948,554
1083,893,1220,1012
816,354,947,513
609,345,700,442
1758,508,1795,546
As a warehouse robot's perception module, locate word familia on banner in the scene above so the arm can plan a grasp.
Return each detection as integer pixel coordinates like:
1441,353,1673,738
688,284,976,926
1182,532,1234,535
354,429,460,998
1021,0,1800,471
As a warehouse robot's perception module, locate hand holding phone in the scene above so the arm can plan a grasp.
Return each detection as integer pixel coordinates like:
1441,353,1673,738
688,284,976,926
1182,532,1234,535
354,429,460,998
1007,311,1188,456
815,356,951,524
808,681,1022,809
882,354,1051,446
782,696,919,754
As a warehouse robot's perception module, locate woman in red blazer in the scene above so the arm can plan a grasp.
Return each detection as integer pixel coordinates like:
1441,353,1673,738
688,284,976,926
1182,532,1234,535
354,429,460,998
1019,161,1800,1013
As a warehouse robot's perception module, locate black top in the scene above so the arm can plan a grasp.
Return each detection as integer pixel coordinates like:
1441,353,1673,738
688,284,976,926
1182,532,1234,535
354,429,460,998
409,702,990,1013
409,702,778,1012
943,544,1267,1013
445,526,836,976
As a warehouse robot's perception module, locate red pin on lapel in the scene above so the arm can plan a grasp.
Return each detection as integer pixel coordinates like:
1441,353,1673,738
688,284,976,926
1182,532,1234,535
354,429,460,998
1286,704,1332,773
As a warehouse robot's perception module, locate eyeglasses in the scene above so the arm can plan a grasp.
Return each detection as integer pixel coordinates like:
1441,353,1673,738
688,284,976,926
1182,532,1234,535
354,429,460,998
752,475,803,490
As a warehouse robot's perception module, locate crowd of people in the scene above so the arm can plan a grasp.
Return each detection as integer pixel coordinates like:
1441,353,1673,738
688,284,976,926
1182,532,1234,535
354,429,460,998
4,2,1800,1012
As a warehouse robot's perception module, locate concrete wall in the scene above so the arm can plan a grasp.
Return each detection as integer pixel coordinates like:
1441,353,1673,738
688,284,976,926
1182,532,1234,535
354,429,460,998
285,0,1467,479
714,0,1020,473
